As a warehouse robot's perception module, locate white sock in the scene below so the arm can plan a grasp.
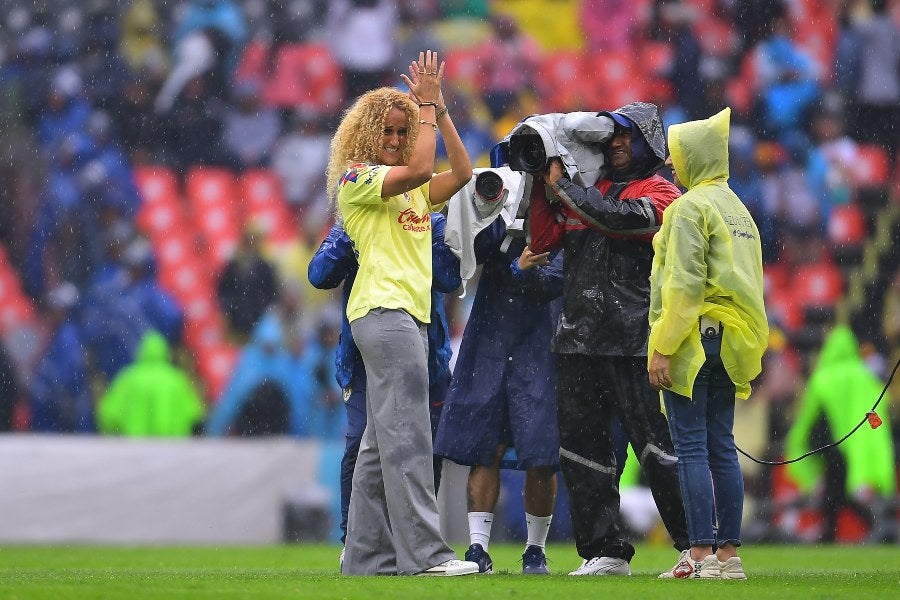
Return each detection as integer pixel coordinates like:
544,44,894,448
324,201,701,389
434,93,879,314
468,512,494,551
525,513,553,549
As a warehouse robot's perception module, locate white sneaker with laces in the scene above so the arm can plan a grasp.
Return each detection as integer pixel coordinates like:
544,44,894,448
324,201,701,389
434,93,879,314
659,549,720,579
417,559,480,577
719,556,747,580
568,556,631,576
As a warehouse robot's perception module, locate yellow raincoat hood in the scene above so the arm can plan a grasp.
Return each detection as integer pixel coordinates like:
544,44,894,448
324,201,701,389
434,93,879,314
649,108,769,399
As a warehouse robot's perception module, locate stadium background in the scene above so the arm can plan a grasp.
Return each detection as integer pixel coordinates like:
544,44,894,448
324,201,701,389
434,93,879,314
0,0,897,546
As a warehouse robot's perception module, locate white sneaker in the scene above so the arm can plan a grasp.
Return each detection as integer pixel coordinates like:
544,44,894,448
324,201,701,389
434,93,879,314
719,556,747,580
568,556,631,576
417,559,480,577
659,549,720,579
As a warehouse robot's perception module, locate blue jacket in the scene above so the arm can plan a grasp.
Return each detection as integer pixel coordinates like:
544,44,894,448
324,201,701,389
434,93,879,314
448,218,563,406
307,213,461,390
206,316,311,437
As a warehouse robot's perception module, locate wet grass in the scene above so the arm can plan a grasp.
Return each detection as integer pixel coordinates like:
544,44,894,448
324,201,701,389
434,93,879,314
0,542,897,599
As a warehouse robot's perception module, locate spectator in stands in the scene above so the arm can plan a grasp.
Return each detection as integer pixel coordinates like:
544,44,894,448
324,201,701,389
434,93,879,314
751,12,822,141
270,110,332,222
79,5,131,113
12,8,58,126
655,1,704,121
758,137,820,255
80,237,183,381
785,324,896,542
36,67,92,149
29,282,92,433
393,3,444,81
299,312,345,440
731,0,787,62
0,338,19,432
326,0,398,101
844,0,900,161
806,97,859,223
216,226,280,343
435,92,495,168
171,0,248,81
82,110,142,220
119,0,169,74
114,72,169,166
120,238,184,345
476,14,542,120
24,132,100,300
205,316,308,436
221,79,282,170
582,0,638,53
159,74,230,170
97,329,205,437
154,28,225,114
727,126,775,263
268,0,328,44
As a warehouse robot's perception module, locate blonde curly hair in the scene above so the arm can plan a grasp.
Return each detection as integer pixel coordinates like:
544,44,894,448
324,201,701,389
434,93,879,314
326,87,420,218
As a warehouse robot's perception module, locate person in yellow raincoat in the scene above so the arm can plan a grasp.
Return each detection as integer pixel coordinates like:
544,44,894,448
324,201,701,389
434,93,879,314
648,108,769,580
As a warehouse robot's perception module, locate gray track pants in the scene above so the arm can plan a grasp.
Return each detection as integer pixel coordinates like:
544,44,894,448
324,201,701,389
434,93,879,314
343,308,455,575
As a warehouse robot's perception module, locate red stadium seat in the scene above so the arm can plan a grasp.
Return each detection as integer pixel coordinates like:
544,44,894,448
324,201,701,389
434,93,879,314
827,203,866,247
238,169,299,246
764,261,791,293
792,262,844,309
693,16,735,57
583,51,647,109
133,165,180,208
234,40,269,83
766,287,803,332
537,50,590,112
443,46,487,93
0,245,37,334
640,41,673,79
184,166,242,270
196,343,239,403
854,144,891,186
183,309,228,351
262,43,344,116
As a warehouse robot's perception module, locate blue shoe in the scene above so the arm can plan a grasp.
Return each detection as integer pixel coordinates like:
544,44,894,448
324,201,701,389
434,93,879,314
464,543,493,574
522,545,550,575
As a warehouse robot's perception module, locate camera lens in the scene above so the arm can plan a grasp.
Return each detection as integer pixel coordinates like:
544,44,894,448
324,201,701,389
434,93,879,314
509,133,547,173
475,171,504,203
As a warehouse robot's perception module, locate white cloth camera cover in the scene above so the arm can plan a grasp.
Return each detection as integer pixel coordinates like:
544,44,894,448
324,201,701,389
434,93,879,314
509,112,616,187
444,167,533,295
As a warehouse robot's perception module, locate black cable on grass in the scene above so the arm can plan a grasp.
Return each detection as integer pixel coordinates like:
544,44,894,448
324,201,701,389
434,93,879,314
736,355,899,466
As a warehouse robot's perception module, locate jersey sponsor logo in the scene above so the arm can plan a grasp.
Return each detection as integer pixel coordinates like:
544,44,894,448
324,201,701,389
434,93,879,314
398,207,431,232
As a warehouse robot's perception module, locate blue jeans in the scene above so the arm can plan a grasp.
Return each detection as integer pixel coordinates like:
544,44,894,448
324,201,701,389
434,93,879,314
662,335,743,548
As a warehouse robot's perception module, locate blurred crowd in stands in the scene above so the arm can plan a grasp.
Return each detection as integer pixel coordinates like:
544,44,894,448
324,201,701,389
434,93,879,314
0,0,897,544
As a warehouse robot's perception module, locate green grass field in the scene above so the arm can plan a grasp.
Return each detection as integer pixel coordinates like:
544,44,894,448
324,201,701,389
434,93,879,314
1,543,898,599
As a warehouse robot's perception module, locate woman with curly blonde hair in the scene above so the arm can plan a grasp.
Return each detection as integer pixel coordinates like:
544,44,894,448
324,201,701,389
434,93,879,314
331,50,477,577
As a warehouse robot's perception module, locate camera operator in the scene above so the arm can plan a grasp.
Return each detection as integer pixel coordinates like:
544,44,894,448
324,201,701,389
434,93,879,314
527,102,689,575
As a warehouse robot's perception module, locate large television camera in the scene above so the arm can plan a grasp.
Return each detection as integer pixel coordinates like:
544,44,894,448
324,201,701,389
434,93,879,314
504,112,617,187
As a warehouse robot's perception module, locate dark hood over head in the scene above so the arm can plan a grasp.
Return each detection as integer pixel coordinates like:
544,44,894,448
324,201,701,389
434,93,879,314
599,101,667,181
